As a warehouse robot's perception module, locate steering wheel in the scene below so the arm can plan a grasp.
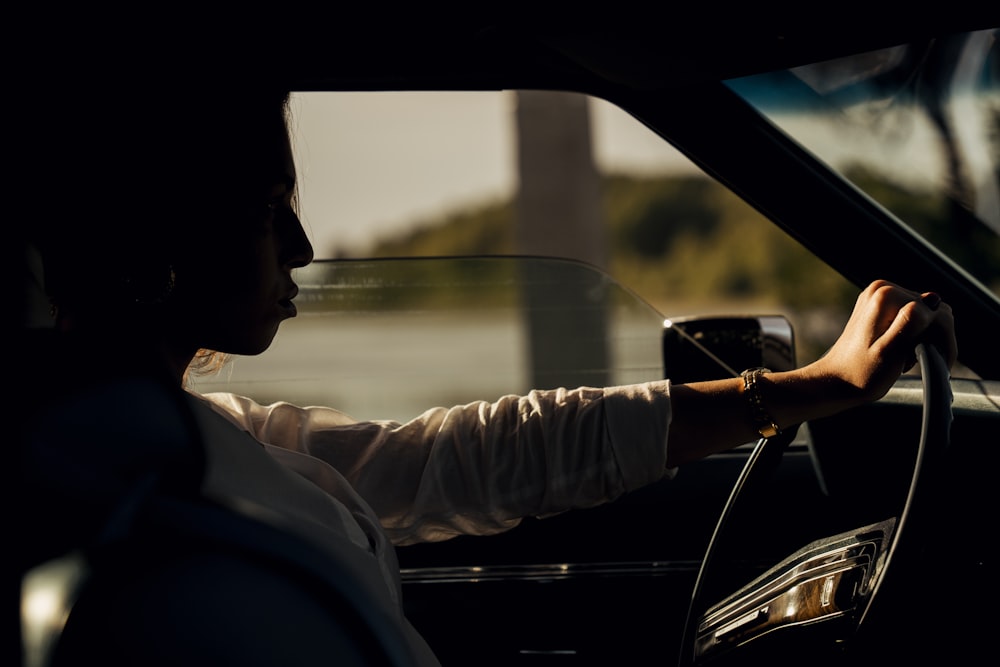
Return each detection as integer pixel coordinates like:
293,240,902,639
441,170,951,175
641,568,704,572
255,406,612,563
678,343,952,667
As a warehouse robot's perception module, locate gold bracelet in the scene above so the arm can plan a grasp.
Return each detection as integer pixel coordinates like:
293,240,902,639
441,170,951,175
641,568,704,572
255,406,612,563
741,368,781,439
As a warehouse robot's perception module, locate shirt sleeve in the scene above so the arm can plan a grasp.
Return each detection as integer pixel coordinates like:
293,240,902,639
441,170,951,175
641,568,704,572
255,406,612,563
199,381,674,545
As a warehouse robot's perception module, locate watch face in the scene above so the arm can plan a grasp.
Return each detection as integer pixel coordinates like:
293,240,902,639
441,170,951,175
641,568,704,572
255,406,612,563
759,422,781,439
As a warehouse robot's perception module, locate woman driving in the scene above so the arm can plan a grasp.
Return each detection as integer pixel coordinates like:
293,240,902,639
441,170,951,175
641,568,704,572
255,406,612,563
24,75,957,666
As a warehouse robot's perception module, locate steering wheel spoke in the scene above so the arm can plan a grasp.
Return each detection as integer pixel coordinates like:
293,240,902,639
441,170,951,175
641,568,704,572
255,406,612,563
679,344,952,667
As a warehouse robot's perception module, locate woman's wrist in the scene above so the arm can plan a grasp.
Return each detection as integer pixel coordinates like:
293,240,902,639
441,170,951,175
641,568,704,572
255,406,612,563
758,365,861,432
667,365,863,465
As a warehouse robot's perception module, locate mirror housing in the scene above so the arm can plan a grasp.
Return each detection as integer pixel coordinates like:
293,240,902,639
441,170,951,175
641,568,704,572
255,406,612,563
662,315,795,383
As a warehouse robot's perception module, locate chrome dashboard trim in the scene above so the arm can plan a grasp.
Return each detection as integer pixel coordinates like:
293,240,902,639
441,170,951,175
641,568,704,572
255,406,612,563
400,560,701,584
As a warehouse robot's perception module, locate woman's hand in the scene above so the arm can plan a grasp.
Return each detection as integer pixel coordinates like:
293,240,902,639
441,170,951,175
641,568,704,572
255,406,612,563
666,280,956,467
804,280,957,407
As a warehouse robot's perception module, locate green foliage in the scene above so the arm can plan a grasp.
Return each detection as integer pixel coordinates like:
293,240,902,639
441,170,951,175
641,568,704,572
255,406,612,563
609,176,721,258
364,200,515,258
602,175,856,314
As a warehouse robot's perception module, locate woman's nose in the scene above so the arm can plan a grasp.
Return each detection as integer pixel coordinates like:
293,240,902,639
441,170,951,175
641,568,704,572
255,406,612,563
281,209,314,269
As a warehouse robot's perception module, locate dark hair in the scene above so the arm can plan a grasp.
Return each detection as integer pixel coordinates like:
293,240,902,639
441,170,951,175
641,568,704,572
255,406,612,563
34,74,293,317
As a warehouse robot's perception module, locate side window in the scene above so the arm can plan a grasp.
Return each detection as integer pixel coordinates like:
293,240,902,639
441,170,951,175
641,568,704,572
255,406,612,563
288,91,856,364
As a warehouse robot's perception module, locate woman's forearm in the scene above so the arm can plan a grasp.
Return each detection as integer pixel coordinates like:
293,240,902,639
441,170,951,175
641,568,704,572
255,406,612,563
665,366,857,467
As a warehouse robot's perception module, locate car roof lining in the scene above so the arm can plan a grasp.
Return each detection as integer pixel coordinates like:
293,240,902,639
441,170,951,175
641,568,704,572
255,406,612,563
286,16,997,94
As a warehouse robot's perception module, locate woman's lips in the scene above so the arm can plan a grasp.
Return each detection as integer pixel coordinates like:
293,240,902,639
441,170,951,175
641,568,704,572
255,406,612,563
279,286,299,316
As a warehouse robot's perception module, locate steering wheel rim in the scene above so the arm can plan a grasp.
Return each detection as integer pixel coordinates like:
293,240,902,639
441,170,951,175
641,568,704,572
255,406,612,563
678,343,952,667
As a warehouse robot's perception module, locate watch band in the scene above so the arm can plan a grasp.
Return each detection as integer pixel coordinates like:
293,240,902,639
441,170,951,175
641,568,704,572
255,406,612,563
741,367,781,439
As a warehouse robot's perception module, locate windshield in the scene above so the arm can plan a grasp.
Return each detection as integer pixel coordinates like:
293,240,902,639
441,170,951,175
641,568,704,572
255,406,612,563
725,28,1000,297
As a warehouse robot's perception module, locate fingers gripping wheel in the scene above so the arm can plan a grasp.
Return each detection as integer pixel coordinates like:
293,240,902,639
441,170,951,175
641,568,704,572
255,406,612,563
678,344,952,667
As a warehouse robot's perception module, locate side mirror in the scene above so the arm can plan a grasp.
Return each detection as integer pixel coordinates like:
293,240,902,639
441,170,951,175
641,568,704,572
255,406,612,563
662,315,795,383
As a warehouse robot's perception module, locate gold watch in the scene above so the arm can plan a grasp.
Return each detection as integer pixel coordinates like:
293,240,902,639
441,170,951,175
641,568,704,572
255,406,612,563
741,367,781,439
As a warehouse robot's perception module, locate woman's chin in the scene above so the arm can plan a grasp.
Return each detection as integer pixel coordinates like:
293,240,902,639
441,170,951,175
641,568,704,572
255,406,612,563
217,329,281,357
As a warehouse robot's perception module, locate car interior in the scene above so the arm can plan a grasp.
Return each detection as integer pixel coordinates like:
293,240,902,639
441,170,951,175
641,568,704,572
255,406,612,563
17,13,999,667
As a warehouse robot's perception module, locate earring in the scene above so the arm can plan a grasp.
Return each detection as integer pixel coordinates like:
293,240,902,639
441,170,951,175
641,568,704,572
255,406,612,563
123,264,176,305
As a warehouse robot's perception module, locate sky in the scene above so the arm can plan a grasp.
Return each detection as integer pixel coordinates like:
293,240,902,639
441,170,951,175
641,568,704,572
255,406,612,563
287,91,697,258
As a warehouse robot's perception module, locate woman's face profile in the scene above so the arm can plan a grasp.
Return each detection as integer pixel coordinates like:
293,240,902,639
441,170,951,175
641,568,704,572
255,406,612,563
172,115,314,357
